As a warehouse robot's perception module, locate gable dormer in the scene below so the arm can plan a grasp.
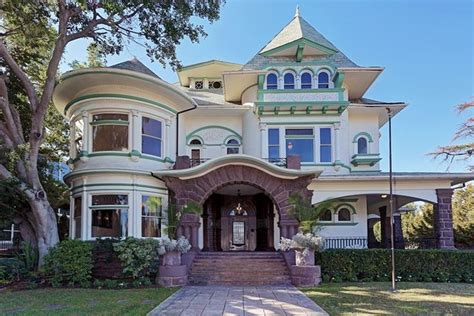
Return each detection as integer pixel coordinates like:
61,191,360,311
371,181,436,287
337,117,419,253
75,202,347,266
177,60,242,90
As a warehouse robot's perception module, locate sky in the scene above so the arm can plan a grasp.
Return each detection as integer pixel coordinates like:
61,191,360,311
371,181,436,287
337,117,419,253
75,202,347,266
63,0,473,173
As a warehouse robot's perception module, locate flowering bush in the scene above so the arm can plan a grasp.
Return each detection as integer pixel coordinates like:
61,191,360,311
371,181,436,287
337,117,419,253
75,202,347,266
280,233,324,254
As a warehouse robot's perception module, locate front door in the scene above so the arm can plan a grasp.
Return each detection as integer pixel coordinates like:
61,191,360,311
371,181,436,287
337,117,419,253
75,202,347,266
232,221,245,249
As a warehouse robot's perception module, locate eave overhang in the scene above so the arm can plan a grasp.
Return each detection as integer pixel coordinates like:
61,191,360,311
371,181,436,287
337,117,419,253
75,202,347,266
223,70,266,102
54,68,197,116
348,103,407,127
339,67,384,99
153,154,321,181
316,173,474,186
177,60,242,87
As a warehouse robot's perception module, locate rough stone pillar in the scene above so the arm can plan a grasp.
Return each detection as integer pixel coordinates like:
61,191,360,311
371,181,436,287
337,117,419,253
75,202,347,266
434,189,455,249
287,155,301,170
174,156,190,170
178,213,201,252
379,206,388,248
393,214,405,249
280,219,299,238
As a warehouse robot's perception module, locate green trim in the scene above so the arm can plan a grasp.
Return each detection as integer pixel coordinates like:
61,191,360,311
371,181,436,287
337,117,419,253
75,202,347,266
351,169,382,173
261,38,338,57
263,62,337,73
265,121,339,125
64,93,178,115
80,151,168,163
260,88,344,94
59,70,195,109
89,205,129,210
336,203,357,214
71,183,168,193
186,125,242,142
353,132,374,143
296,44,304,62
90,120,129,126
334,72,345,89
256,101,348,106
130,150,141,158
316,222,358,226
257,74,265,90
351,154,381,167
187,135,205,145
179,60,242,71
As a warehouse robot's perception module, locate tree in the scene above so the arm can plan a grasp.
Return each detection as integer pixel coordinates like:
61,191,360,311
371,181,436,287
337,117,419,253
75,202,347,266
432,100,473,170
0,1,223,263
68,43,106,69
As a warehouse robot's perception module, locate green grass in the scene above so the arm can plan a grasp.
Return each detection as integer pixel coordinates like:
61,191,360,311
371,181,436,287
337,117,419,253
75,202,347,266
301,282,474,315
0,287,177,316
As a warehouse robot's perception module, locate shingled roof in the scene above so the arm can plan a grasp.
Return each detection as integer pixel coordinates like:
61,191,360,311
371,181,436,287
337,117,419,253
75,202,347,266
110,58,161,79
243,12,359,70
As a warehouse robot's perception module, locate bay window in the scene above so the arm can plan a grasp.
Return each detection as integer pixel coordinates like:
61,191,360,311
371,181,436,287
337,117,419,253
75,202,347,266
142,195,162,237
142,116,163,157
91,194,128,238
92,113,129,152
285,128,314,162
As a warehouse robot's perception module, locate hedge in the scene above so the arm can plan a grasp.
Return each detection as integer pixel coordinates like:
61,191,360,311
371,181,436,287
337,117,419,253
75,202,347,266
317,249,474,283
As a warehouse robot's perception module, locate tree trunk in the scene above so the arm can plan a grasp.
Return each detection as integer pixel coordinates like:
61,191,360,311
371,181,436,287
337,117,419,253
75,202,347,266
27,197,59,265
14,215,37,246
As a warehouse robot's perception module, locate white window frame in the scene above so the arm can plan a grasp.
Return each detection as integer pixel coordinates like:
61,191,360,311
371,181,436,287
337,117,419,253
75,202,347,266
140,194,163,238
335,206,354,223
316,126,335,164
299,70,314,89
141,115,164,159
282,70,297,90
89,111,131,153
225,138,241,155
283,126,315,164
355,136,370,155
88,192,131,240
265,71,279,90
316,69,333,89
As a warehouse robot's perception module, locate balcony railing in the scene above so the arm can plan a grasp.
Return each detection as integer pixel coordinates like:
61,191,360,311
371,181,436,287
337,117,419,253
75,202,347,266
324,237,368,249
189,158,211,168
262,158,288,168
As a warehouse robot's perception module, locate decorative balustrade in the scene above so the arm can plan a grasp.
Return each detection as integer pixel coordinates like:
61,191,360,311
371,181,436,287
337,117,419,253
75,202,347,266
324,237,368,249
262,158,288,168
189,158,211,167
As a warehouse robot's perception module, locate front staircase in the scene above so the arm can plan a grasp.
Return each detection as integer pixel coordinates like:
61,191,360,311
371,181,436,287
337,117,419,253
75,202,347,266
188,251,292,286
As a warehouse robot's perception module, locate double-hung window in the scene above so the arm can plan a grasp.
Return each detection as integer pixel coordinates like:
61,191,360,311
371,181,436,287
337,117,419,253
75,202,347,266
268,128,280,161
285,128,314,162
91,113,129,152
91,194,128,238
142,195,162,237
320,128,332,162
142,117,162,157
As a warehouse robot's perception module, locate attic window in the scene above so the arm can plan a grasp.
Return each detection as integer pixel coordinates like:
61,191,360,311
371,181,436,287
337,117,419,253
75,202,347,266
194,80,204,89
208,81,222,89
317,72,329,89
284,73,295,89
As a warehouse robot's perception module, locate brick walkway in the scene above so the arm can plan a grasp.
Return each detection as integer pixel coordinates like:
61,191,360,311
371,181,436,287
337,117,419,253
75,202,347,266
148,286,328,316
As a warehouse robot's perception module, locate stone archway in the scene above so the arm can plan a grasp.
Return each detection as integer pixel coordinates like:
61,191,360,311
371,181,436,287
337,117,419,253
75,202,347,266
162,164,315,247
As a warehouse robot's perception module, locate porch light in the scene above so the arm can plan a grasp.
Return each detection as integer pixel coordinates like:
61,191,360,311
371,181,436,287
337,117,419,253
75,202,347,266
381,194,388,198
232,190,248,216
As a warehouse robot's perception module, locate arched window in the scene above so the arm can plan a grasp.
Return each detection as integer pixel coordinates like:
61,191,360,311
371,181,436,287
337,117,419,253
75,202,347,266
357,137,368,154
190,139,202,145
301,72,312,89
284,73,295,89
226,139,240,154
266,73,278,90
319,209,332,222
318,71,330,89
337,208,351,222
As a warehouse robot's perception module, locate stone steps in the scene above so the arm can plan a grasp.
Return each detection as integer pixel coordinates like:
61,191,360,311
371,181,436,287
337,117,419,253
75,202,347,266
189,251,291,286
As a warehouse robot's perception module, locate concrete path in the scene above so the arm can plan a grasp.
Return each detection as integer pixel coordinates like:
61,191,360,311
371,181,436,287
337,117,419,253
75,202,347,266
148,285,328,316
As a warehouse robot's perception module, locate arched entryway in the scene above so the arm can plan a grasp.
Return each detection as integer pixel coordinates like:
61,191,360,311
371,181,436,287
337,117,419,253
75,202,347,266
202,183,279,252
156,155,319,250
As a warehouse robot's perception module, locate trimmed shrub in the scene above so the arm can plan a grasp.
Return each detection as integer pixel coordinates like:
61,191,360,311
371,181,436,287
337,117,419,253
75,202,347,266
113,237,159,280
318,249,474,283
43,240,93,287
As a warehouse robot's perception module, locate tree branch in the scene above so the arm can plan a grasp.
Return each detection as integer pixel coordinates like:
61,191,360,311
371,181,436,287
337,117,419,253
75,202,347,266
0,41,39,111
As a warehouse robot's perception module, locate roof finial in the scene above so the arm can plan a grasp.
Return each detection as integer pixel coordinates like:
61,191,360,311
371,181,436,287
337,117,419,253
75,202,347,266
295,5,300,17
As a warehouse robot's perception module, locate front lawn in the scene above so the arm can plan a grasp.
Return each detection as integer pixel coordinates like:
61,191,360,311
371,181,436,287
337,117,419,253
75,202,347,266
0,287,177,315
301,282,474,315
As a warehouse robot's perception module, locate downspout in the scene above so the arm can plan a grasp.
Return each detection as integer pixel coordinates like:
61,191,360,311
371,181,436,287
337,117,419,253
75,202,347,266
175,105,197,159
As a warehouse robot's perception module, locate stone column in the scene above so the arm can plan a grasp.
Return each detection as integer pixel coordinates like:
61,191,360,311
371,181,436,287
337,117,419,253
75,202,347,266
393,214,405,249
81,111,90,155
434,188,455,249
379,206,388,248
280,219,299,238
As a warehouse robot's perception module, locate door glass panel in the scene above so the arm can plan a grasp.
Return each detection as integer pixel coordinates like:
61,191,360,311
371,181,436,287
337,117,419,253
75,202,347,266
232,221,245,245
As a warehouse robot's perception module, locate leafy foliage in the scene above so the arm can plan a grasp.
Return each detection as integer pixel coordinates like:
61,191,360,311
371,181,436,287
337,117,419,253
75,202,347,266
43,240,93,287
112,237,159,280
318,249,474,283
288,192,333,234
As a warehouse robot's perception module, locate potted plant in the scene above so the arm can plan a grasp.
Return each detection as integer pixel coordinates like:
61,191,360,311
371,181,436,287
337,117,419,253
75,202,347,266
280,233,324,266
158,236,191,266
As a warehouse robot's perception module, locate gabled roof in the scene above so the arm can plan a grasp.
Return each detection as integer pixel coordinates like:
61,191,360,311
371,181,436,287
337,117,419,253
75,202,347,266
177,60,242,87
110,58,161,79
259,13,338,55
243,12,359,69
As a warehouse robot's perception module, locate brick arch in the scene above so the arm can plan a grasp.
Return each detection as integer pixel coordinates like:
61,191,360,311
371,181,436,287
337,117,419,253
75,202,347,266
162,164,314,237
